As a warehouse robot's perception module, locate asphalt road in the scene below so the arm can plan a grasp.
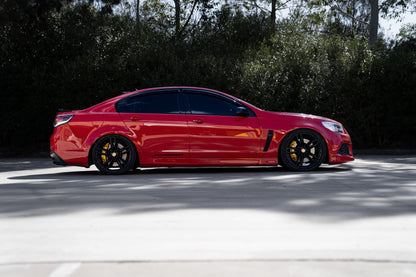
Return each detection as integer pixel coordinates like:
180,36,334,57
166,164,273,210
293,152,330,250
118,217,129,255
1,156,416,276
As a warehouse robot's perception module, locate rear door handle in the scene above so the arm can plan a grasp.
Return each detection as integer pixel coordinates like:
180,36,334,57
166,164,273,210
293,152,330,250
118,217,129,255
193,119,205,124
130,116,141,121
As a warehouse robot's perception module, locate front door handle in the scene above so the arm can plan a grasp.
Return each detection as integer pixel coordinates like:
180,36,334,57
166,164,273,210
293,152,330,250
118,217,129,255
130,116,141,121
193,119,205,124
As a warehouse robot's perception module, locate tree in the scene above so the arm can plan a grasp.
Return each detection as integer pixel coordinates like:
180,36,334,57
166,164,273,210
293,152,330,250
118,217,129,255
242,0,290,30
308,0,416,44
173,0,216,40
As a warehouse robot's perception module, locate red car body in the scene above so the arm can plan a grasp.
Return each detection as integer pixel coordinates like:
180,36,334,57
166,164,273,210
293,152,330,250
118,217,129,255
50,87,353,172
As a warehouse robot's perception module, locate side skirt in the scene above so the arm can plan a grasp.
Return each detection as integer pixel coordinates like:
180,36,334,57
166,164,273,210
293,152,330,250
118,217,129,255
140,157,278,167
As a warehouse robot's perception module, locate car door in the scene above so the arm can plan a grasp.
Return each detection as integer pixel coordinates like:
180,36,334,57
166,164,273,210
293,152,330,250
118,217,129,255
184,89,262,158
116,89,189,158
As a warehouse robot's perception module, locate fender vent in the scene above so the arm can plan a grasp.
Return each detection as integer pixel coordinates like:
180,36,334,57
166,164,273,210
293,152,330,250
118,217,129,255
263,130,274,152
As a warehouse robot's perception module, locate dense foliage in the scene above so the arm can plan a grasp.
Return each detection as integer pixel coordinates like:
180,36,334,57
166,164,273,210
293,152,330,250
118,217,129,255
0,1,415,156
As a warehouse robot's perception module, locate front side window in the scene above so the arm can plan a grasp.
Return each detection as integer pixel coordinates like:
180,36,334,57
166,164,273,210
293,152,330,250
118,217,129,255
116,92,180,114
187,92,243,116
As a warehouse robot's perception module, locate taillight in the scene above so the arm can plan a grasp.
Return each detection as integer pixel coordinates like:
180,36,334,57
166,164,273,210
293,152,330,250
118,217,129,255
54,114,74,128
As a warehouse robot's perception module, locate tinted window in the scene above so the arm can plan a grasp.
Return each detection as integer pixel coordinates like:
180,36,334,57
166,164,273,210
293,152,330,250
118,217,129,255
187,93,243,116
116,92,180,114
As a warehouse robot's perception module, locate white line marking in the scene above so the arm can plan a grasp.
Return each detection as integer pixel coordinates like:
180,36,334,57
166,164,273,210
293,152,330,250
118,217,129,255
49,263,81,277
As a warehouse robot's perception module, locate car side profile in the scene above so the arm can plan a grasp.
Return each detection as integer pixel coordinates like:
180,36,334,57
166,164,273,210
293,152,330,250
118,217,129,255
50,87,354,174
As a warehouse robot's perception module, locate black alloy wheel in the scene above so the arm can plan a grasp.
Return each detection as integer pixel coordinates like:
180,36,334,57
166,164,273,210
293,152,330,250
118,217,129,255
279,129,326,171
92,135,137,174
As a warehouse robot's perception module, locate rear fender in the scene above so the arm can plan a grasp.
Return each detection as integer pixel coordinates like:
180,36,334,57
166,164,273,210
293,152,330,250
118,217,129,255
85,118,139,165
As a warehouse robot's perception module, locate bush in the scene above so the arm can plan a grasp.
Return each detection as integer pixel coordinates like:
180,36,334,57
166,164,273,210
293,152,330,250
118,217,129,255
232,21,416,148
1,3,415,156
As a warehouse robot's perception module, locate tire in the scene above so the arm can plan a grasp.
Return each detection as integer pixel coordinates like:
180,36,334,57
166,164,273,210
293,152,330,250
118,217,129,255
279,129,326,171
92,135,137,174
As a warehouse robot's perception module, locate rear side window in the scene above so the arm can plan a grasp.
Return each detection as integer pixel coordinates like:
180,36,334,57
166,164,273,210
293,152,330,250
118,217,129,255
116,92,180,114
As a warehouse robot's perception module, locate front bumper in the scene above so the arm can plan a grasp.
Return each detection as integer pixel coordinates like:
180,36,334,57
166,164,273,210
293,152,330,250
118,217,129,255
328,135,354,164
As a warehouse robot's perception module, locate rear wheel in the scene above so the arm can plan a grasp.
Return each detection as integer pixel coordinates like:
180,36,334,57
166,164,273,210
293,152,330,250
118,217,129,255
279,129,326,171
92,135,137,174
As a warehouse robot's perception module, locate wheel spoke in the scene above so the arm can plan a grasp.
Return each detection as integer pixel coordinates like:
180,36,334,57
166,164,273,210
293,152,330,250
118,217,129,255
119,147,129,154
117,157,125,166
286,148,298,155
286,148,294,153
296,154,304,166
113,157,120,167
103,156,112,168
109,137,117,149
308,154,317,162
311,151,323,162
308,139,319,148
98,146,107,154
295,134,303,145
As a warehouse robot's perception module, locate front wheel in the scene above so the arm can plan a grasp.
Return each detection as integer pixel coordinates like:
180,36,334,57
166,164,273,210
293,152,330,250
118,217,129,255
92,135,137,174
279,129,326,171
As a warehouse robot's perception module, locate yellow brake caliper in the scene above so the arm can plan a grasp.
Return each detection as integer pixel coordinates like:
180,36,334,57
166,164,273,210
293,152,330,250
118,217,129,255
101,142,110,163
290,140,297,162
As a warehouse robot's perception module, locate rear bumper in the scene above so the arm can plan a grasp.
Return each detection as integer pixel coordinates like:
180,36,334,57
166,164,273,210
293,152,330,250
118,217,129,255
50,152,67,166
50,124,90,167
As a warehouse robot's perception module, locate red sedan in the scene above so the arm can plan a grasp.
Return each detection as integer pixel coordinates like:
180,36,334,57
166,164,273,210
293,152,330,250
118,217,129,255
50,87,354,174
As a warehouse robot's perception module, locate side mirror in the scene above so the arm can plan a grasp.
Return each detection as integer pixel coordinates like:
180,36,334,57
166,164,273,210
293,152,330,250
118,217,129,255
236,107,249,117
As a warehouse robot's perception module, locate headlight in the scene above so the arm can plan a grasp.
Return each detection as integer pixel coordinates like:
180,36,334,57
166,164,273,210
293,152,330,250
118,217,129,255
54,115,74,127
322,121,345,134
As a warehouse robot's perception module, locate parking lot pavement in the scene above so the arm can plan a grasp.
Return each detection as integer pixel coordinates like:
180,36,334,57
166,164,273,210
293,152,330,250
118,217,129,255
1,155,416,276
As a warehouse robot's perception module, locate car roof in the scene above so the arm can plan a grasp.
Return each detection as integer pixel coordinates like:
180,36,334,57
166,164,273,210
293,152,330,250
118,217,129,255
121,86,224,97
86,86,260,113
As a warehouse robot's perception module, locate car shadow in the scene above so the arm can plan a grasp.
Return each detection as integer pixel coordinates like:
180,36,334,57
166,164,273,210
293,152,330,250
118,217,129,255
1,158,415,222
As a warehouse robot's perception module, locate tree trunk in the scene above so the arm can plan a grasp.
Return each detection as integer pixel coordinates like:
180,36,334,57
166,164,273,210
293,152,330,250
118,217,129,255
174,0,181,40
369,0,379,45
271,0,276,30
351,0,356,38
135,0,140,32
